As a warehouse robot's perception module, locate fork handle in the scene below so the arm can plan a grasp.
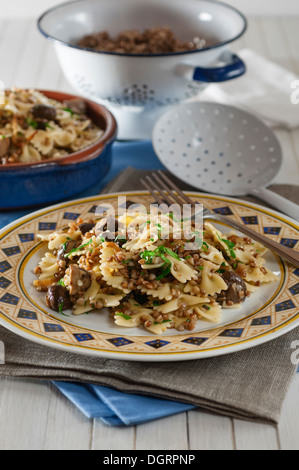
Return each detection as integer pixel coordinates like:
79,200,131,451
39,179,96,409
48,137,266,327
207,213,299,268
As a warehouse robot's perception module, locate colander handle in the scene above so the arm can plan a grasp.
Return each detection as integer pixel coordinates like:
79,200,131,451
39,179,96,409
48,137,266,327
176,52,246,83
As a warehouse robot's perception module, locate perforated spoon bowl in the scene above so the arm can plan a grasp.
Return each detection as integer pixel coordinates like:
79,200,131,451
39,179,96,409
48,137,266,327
152,102,299,221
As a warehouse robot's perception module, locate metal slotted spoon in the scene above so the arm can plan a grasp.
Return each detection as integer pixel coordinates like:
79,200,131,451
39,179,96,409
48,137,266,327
152,102,299,221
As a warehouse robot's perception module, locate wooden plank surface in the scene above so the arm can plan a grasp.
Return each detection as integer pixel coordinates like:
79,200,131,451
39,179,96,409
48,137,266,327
0,16,299,450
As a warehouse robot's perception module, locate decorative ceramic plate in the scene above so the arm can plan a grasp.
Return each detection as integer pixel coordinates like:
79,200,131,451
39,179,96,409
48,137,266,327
0,191,298,362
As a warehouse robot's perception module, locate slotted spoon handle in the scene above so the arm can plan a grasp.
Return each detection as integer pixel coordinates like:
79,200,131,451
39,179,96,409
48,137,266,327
249,188,299,221
209,213,299,268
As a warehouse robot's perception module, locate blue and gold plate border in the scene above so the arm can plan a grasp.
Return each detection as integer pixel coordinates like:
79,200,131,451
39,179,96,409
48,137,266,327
0,191,298,362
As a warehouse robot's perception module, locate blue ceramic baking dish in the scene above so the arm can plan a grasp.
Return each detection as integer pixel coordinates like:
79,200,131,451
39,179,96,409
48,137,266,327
0,90,117,209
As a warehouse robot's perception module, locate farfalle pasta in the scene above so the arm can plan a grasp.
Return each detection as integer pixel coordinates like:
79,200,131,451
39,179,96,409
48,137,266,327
0,88,104,164
33,210,278,334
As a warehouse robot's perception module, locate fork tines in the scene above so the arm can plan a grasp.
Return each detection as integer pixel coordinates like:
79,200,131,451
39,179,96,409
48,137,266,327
141,170,194,207
140,170,204,221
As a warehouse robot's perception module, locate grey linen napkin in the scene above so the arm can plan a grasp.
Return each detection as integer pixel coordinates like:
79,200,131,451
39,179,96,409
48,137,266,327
0,167,298,425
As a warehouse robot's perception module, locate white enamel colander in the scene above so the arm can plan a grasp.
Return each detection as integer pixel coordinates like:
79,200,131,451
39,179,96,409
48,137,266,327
38,0,247,139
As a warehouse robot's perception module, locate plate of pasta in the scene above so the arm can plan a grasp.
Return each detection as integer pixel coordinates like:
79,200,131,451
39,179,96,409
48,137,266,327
0,191,298,361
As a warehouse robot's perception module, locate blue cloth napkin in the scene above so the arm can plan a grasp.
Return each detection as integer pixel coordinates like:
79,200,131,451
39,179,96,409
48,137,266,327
53,381,196,426
53,366,299,425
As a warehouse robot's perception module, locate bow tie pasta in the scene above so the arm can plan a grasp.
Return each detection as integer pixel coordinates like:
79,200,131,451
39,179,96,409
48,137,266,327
34,211,278,334
0,88,104,164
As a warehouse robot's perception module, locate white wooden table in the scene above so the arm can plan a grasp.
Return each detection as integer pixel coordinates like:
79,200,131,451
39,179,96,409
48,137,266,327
0,16,299,450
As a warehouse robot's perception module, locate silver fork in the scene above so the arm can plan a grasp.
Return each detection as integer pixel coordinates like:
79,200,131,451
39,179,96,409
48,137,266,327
140,170,299,268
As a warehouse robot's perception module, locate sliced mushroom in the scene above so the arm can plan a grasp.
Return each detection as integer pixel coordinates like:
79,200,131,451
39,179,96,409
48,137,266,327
216,270,247,304
95,217,115,234
35,119,50,130
78,222,95,236
95,217,125,235
68,264,91,296
46,284,72,312
133,292,148,305
95,217,126,244
63,98,87,115
0,137,10,157
122,200,141,210
31,104,57,121
57,239,79,260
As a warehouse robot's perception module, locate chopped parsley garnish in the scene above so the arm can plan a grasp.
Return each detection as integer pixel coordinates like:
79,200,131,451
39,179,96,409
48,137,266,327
26,118,38,129
193,230,203,247
58,278,65,287
62,237,71,251
156,261,172,281
140,251,153,265
217,233,237,259
58,301,69,317
216,262,228,273
140,246,180,264
201,242,209,252
190,230,208,251
232,259,244,269
168,212,179,222
140,246,181,281
153,300,161,307
115,312,132,320
203,305,211,310
114,234,127,243
154,319,172,325
62,107,74,115
162,247,181,260
156,223,162,239
64,238,93,258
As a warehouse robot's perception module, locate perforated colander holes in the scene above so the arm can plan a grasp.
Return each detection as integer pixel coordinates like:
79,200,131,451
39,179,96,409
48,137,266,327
184,83,203,99
119,84,156,105
157,86,203,107
105,83,202,106
156,97,182,107
73,74,95,96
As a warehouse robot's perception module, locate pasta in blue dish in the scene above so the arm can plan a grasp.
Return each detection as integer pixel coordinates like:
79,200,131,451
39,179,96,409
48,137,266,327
0,88,104,164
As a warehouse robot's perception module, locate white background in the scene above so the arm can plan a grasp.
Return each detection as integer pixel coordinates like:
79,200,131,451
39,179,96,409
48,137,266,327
3,0,299,18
